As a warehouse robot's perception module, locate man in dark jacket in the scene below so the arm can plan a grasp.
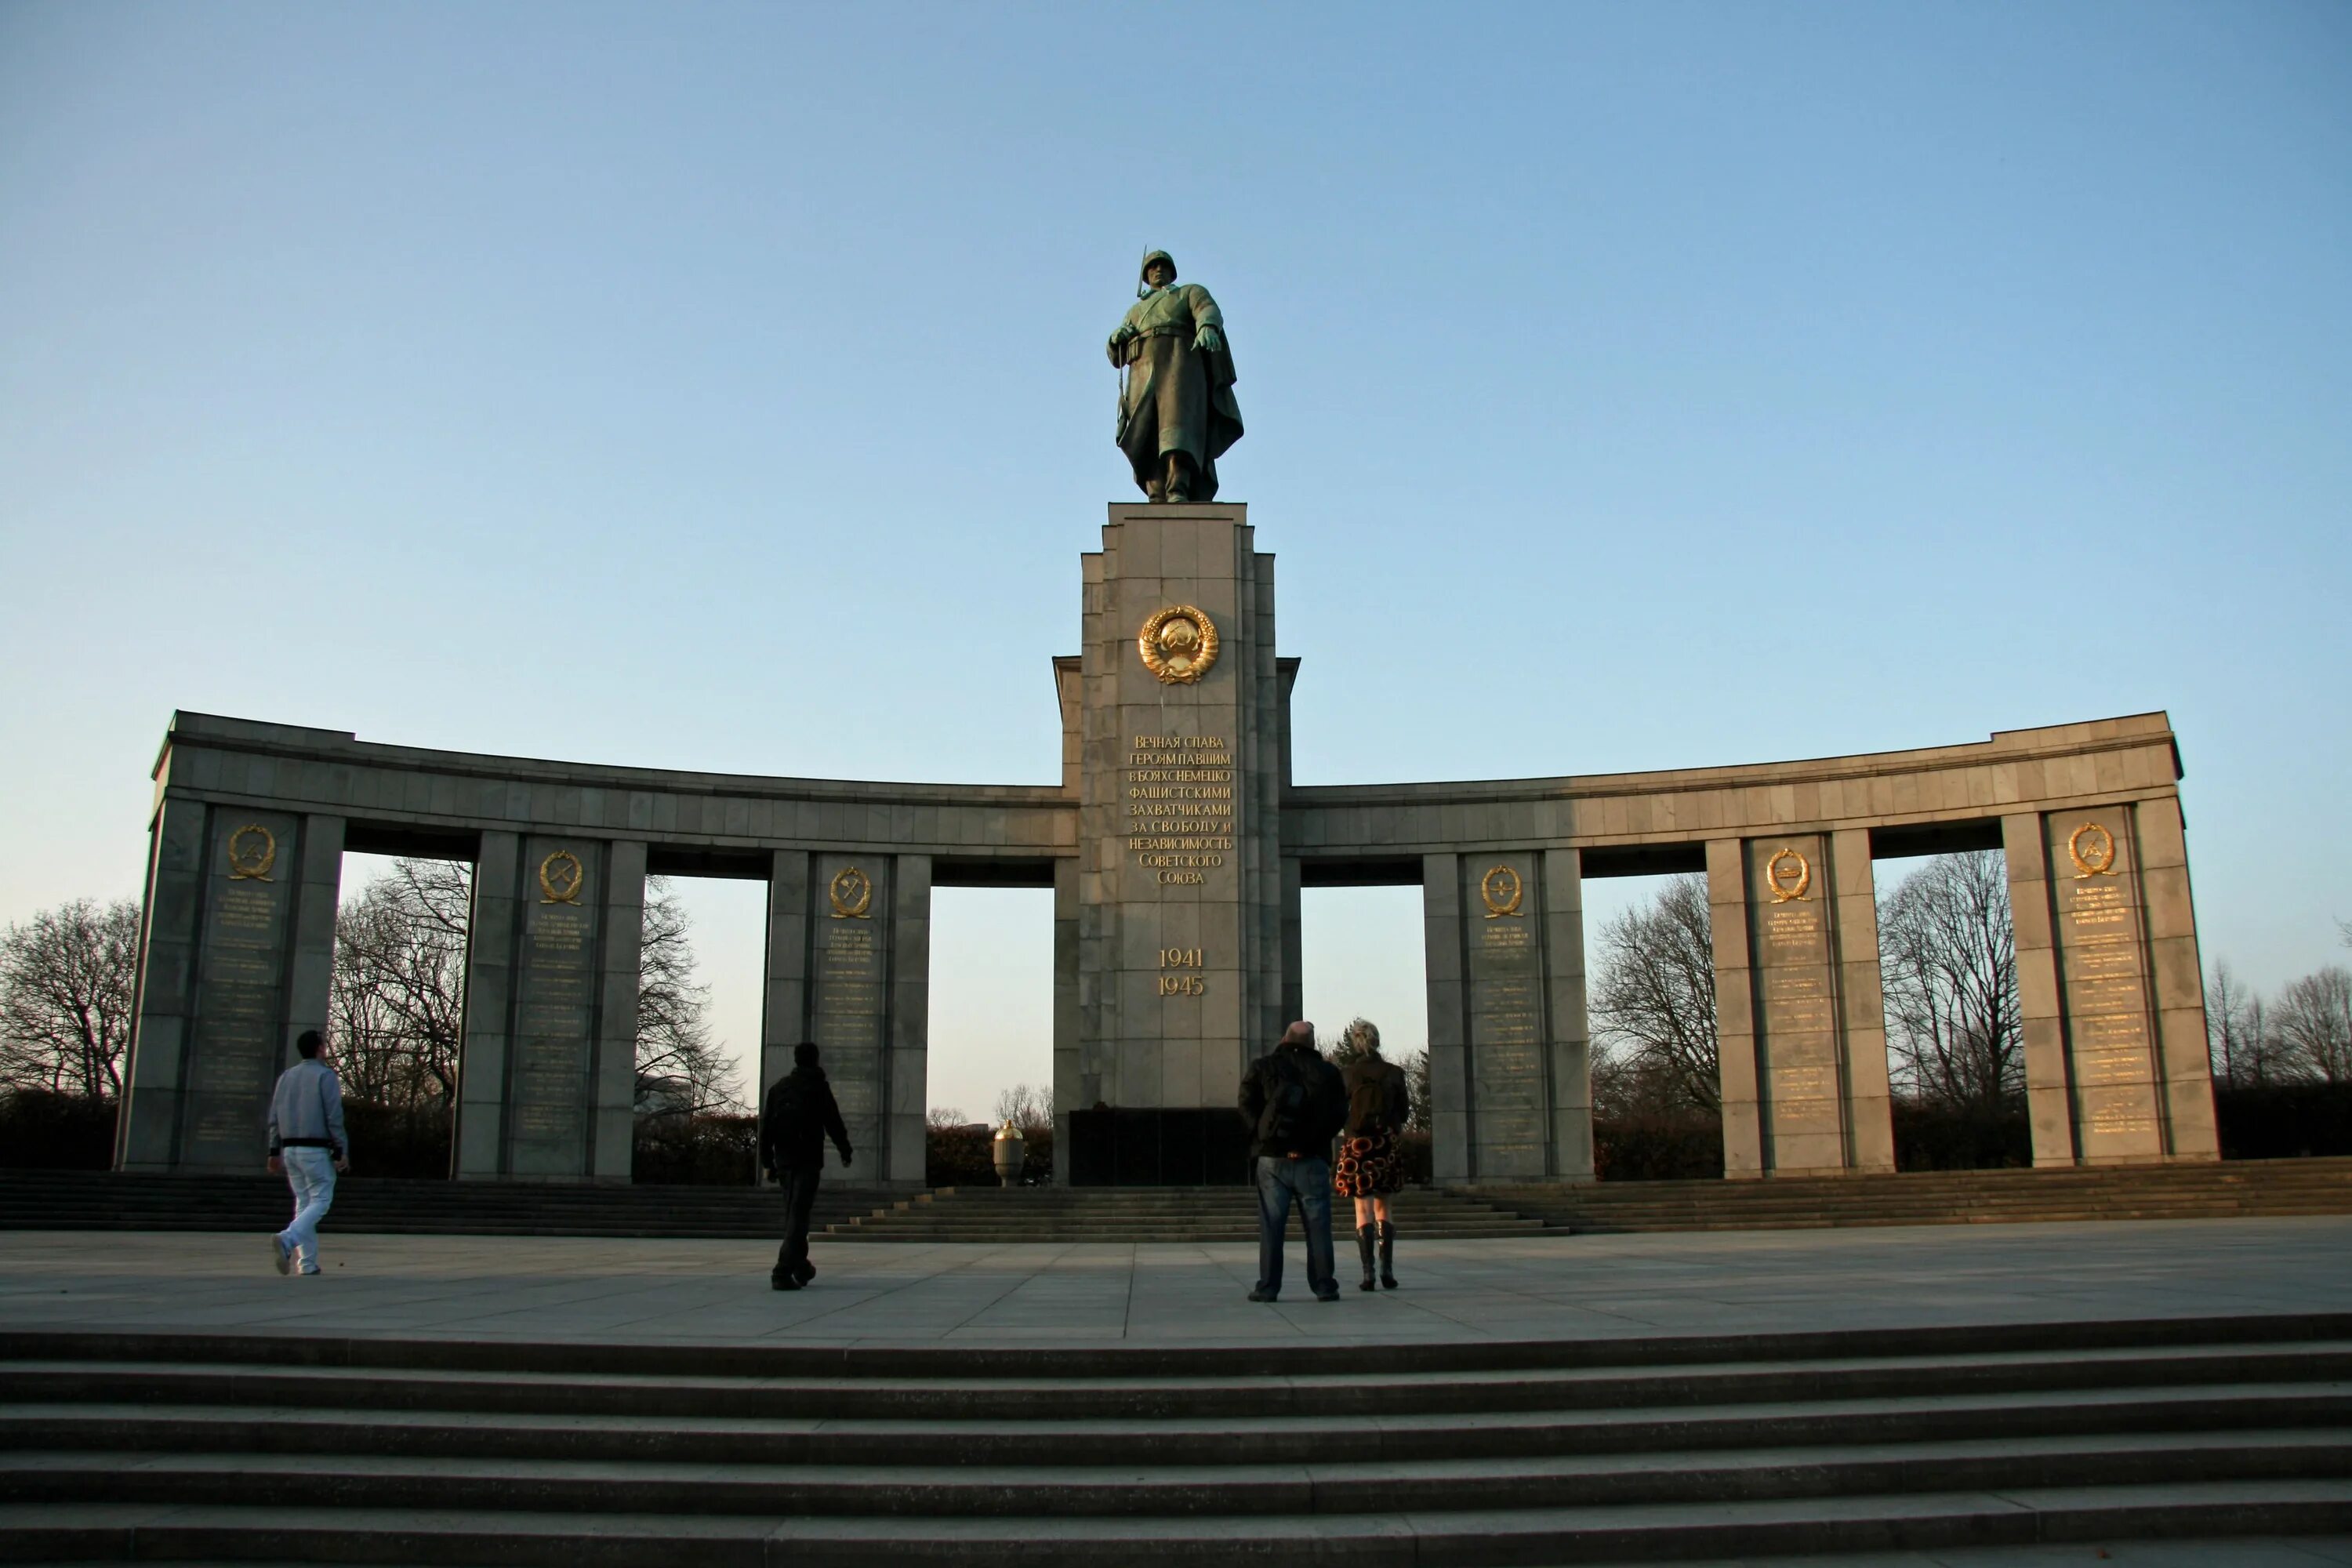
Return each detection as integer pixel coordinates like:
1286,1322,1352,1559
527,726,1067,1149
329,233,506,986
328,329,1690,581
759,1042,853,1291
1236,1021,1350,1302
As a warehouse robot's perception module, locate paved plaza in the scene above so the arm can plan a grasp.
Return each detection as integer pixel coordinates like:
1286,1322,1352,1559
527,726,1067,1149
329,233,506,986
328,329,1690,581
1695,1544,2352,1566
2,1214,2345,1347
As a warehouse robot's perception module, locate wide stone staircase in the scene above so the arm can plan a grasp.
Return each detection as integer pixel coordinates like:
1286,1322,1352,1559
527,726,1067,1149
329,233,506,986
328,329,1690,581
6,1157,2350,1245
1473,1156,2352,1234
827,1184,1545,1242
0,1171,895,1240
2,1313,2348,1564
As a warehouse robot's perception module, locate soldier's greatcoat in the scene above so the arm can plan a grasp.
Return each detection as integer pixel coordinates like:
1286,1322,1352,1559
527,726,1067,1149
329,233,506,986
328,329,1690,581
1112,251,1242,499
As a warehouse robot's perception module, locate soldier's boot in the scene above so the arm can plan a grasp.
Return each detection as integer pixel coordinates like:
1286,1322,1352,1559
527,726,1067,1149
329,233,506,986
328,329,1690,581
1163,451,1196,503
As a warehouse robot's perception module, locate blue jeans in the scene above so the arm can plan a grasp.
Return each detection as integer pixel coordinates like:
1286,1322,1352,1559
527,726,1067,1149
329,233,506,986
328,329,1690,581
278,1147,336,1274
1254,1155,1338,1299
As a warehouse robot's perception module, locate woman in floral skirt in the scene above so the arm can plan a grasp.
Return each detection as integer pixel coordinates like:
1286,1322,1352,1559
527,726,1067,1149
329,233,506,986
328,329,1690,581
1332,1018,1410,1290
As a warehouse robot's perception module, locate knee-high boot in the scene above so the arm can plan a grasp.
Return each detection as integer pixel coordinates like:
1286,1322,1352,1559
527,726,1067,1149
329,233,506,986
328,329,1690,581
1355,1225,1377,1291
1377,1220,1398,1289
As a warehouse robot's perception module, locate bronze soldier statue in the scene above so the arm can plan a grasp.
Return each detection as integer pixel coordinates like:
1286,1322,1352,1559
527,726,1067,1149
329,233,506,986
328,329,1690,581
1109,250,1243,502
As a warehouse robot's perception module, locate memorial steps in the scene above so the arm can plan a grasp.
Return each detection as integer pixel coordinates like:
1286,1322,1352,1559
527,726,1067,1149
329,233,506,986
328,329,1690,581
825,1185,1546,1242
3,1315,2350,1564
0,1172,1535,1242
7,1159,2352,1247
0,1171,893,1240
5,1159,2349,1244
1472,1156,2352,1234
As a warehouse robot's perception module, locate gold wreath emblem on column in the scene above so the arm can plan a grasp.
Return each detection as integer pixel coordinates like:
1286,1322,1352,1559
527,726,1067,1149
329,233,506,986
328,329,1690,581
538,850,586,905
225,824,277,882
1765,846,1813,902
2069,822,2118,879
1138,605,1220,684
1479,864,1524,919
829,866,873,920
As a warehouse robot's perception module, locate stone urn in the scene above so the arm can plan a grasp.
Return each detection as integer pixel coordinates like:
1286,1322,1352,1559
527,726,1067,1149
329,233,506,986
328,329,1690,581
991,1122,1026,1187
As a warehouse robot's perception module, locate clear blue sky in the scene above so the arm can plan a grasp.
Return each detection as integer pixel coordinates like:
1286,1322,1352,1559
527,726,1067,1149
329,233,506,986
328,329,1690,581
4,2,2346,1112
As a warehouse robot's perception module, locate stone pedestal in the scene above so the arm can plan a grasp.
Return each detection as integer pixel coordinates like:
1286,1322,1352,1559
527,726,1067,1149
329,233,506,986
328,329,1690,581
1422,848,1593,1184
2004,804,2217,1166
452,833,643,1181
1711,832,1894,1178
118,800,343,1173
1069,505,1287,1176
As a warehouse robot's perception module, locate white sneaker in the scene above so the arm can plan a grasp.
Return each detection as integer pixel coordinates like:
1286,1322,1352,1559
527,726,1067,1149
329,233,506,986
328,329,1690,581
271,1236,292,1276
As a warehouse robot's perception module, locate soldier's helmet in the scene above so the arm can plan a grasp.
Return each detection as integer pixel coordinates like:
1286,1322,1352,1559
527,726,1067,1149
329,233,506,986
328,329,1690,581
1138,249,1178,294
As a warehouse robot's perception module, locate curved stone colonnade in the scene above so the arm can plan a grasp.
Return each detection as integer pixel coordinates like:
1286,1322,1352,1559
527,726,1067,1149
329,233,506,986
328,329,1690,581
1287,711,2213,1182
116,506,2215,1187
118,713,1069,1187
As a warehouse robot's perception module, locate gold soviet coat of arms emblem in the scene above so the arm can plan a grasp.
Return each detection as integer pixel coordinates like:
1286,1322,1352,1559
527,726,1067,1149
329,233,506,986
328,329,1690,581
1138,605,1219,684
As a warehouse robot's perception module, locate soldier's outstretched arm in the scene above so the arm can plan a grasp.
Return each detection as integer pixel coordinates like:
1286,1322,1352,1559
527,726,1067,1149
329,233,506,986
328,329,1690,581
1186,285,1224,354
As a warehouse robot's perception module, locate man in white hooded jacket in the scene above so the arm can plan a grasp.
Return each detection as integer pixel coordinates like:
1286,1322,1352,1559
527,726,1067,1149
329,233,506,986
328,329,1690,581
266,1029,349,1276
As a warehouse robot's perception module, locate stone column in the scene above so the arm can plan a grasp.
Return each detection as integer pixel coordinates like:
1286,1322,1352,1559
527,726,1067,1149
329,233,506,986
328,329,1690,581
286,816,345,1066
453,833,641,1181
2002,813,2077,1167
452,831,521,1180
1074,505,1285,1175
1831,829,1896,1174
1279,857,1305,1027
1541,848,1595,1182
809,853,892,1174
1711,833,1889,1176
2013,802,2214,1165
117,794,212,1171
1051,855,1080,1185
508,835,619,1180
1461,851,1548,1179
886,855,931,1188
1707,839,1766,1178
795,851,924,1189
590,840,645,1183
118,801,340,1172
2138,798,2219,1160
1745,834,1846,1172
757,849,814,1149
1420,850,1588,1183
1421,851,1470,1185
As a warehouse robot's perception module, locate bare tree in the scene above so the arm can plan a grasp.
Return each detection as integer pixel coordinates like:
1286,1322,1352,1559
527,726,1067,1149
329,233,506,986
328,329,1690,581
634,876,741,1113
993,1082,1053,1136
1877,851,2021,1110
2272,966,2352,1085
1590,874,1720,1111
331,861,736,1113
2205,962,2287,1087
1404,1048,1430,1132
926,1105,971,1131
0,898,140,1103
330,860,471,1109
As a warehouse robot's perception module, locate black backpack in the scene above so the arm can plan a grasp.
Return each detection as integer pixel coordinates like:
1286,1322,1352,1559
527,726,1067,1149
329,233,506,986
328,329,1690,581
1257,1051,1309,1146
768,1074,811,1137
